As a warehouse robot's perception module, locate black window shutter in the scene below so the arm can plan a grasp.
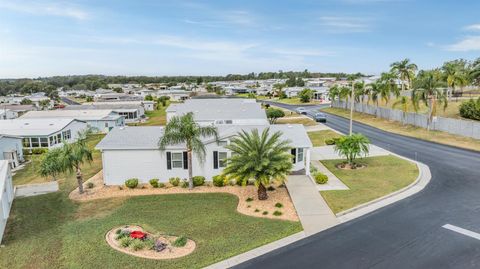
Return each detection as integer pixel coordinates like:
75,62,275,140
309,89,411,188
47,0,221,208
183,152,188,169
166,152,172,170
291,148,296,163
213,151,218,169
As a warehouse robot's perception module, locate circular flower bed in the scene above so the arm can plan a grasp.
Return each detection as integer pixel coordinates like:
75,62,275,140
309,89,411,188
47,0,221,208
105,225,195,259
335,162,366,170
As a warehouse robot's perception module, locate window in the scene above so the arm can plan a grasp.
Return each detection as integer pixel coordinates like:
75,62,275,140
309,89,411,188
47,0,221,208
105,122,109,128
49,136,55,146
218,152,228,168
57,133,62,143
62,130,71,140
171,153,183,168
31,137,39,148
224,120,233,124
40,137,48,148
22,138,30,148
297,148,304,162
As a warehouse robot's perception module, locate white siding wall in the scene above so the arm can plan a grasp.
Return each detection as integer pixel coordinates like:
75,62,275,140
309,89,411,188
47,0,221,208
102,144,307,185
0,137,23,162
0,161,14,243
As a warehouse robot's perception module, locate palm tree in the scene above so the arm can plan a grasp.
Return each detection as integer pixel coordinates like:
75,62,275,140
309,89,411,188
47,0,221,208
339,86,351,109
61,133,93,194
470,58,480,85
328,85,340,107
390,58,418,91
412,71,447,130
392,96,412,125
334,133,370,169
223,128,293,200
39,148,64,181
354,81,366,112
379,72,400,103
442,61,468,99
159,112,218,189
367,82,381,112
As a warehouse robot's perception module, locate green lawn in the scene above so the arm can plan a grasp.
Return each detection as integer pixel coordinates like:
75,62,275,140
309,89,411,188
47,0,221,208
13,134,105,185
275,98,320,105
276,116,317,126
3,133,301,269
307,130,343,147
320,155,418,214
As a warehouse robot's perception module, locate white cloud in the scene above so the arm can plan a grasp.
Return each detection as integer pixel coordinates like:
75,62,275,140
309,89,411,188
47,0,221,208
464,24,480,31
445,36,480,51
319,16,372,33
0,1,89,20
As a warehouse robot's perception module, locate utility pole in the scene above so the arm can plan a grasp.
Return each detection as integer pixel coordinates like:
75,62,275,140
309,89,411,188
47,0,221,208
349,80,355,135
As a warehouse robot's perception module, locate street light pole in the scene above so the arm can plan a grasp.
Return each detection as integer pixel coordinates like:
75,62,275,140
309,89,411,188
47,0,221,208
349,80,355,135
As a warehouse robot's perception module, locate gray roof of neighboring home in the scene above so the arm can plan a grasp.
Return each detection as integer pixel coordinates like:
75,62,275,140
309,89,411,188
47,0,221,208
0,118,84,136
20,110,122,121
165,99,267,121
95,124,311,150
63,104,142,111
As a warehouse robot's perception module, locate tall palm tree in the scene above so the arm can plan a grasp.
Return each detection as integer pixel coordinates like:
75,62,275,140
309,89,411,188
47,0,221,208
339,86,351,109
392,96,412,125
61,132,93,194
470,58,480,85
380,71,400,102
368,82,381,116
442,61,468,99
354,81,366,112
328,84,340,107
390,58,418,91
411,71,447,130
223,128,293,200
159,112,218,189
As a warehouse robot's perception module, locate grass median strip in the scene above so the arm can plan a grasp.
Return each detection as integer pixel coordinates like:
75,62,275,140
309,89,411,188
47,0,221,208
320,155,418,214
322,107,480,152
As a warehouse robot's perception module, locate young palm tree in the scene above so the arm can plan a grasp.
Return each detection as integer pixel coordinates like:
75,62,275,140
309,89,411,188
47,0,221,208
159,112,218,189
334,133,370,169
442,62,468,99
392,96,412,125
390,58,418,91
39,148,64,181
223,128,293,200
61,133,93,194
412,71,448,130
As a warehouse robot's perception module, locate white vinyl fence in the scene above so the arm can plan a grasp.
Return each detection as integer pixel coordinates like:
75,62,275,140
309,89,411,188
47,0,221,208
332,100,480,139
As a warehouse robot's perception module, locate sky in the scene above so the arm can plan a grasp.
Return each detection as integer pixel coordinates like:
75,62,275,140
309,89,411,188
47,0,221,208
0,0,480,78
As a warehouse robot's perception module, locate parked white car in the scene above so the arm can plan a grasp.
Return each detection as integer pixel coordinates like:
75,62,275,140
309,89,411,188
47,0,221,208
296,107,308,115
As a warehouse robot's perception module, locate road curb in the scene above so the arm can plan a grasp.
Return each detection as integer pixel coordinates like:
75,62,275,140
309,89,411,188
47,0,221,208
336,155,431,222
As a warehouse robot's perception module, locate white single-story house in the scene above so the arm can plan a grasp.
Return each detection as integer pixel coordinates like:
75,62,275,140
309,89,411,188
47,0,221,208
0,109,18,120
155,90,191,101
20,110,124,133
64,104,145,123
0,135,23,169
96,124,312,185
88,101,155,111
0,160,14,243
0,105,37,117
166,99,269,126
0,119,87,149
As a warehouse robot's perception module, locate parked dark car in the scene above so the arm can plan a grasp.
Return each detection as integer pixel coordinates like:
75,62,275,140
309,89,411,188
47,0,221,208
314,112,327,122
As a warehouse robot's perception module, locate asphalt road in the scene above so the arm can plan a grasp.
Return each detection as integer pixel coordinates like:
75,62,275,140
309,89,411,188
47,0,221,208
61,96,81,105
236,101,480,269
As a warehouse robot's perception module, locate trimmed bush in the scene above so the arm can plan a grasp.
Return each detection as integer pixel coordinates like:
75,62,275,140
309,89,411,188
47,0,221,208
275,202,283,208
23,148,48,156
459,98,480,120
158,182,166,188
125,178,139,189
254,209,260,212
273,210,283,216
149,178,159,188
262,211,268,215
212,175,226,187
172,236,188,247
314,172,328,184
324,139,335,145
180,179,188,188
246,197,253,202
169,177,180,186
86,182,94,189
192,176,205,186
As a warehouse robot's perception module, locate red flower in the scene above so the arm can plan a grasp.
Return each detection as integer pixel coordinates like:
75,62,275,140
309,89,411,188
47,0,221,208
130,230,146,239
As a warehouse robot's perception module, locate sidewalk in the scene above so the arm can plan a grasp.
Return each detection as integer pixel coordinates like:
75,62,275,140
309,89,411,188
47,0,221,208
311,161,349,191
285,175,339,235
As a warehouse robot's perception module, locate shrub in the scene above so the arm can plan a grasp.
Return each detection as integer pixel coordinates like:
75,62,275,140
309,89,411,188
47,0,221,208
149,178,159,188
310,164,318,174
459,98,480,120
275,202,283,208
86,182,94,189
246,197,253,202
192,176,205,186
172,236,188,247
254,209,260,212
169,177,180,186
115,230,131,240
158,182,166,188
180,179,188,188
212,175,226,187
125,178,139,189
23,148,48,156
130,239,145,251
143,237,156,250
273,210,283,216
115,229,121,234
314,172,328,184
228,179,236,186
267,186,275,191
119,237,133,247
324,139,335,145
262,211,268,215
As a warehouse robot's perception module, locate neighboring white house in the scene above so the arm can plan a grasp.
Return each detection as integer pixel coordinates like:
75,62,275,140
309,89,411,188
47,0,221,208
0,135,23,169
0,160,14,243
20,110,124,133
96,124,312,185
87,101,155,111
166,99,269,126
64,104,145,123
0,109,18,120
155,90,191,101
0,119,87,149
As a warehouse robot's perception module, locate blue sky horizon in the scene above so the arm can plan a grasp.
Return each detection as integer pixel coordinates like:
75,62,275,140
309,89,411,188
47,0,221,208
0,0,479,79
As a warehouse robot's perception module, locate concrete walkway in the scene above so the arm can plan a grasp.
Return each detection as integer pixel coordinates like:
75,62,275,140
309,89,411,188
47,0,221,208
312,161,349,191
285,175,339,235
